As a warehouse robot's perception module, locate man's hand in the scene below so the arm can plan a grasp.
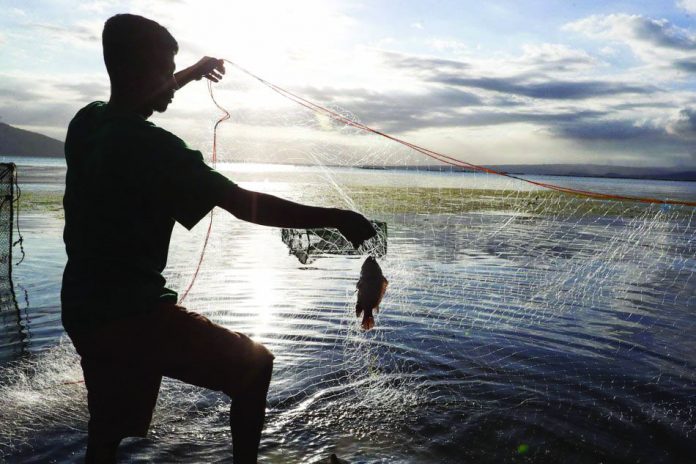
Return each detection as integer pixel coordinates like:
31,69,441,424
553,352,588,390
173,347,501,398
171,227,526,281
174,57,225,89
336,210,377,249
189,57,225,82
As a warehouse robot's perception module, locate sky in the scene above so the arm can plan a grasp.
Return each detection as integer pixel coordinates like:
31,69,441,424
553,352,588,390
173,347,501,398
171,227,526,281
1,0,695,168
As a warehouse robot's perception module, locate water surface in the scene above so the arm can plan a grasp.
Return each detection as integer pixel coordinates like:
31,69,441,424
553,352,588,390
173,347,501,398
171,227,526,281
1,158,695,463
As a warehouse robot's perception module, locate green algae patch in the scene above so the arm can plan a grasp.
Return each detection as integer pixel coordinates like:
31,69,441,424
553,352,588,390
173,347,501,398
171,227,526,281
17,191,64,218
305,186,689,219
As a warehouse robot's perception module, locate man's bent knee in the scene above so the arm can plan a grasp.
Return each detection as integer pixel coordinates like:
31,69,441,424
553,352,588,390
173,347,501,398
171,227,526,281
222,341,273,398
252,342,274,382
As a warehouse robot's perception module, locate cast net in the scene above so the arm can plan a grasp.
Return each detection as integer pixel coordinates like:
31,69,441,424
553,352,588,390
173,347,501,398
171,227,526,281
1,65,695,463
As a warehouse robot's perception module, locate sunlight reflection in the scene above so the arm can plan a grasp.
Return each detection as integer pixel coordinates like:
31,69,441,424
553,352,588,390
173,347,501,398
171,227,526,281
246,227,281,341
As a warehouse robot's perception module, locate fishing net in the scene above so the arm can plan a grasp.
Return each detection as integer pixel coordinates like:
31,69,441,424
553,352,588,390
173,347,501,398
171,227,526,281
1,66,695,462
167,67,696,461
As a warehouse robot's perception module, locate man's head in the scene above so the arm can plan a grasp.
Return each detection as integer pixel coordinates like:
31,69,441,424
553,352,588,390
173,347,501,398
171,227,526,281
103,14,178,114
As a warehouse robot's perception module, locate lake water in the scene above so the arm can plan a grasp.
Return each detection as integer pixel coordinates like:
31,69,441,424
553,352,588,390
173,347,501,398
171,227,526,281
1,157,695,463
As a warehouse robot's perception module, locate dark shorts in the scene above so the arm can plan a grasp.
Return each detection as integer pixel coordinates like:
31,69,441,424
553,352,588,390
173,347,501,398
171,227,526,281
66,302,274,442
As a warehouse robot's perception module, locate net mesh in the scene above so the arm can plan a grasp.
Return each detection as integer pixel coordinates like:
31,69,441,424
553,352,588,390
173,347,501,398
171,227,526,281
1,70,695,462
0,163,23,361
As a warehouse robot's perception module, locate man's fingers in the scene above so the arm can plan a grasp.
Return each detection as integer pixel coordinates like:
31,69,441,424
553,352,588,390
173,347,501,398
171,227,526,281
202,61,225,82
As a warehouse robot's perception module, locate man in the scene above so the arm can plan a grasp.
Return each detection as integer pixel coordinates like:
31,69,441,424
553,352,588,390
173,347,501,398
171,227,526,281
62,13,376,464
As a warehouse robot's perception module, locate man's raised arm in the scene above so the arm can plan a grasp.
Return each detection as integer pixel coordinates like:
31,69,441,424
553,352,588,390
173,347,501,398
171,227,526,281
173,57,225,89
219,184,377,248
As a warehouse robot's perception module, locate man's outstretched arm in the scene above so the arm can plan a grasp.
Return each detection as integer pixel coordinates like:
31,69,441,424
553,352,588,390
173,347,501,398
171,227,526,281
174,57,225,89
219,184,376,248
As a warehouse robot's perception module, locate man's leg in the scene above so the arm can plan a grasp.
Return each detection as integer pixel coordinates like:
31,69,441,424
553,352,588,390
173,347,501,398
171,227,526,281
69,303,274,463
230,356,273,464
150,304,275,464
85,437,121,464
68,323,163,464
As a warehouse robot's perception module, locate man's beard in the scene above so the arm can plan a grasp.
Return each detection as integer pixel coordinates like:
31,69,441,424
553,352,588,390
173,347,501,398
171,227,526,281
152,91,174,113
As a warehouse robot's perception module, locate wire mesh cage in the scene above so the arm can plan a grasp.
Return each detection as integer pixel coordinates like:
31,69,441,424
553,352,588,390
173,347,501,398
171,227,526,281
0,163,15,309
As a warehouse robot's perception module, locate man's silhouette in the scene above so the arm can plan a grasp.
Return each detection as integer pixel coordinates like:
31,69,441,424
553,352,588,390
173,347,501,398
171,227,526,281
62,14,375,464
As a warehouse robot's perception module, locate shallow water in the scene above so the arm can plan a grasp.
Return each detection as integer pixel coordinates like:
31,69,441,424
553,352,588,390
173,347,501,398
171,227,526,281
1,160,695,463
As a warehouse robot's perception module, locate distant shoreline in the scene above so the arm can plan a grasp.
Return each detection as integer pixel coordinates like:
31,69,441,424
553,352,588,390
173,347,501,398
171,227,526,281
2,154,695,182
354,164,696,182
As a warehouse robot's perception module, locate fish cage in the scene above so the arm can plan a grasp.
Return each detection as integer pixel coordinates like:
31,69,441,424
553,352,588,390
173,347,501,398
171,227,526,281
0,163,24,360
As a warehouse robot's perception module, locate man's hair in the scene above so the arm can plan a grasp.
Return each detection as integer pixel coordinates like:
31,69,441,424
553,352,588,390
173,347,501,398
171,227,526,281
102,14,178,83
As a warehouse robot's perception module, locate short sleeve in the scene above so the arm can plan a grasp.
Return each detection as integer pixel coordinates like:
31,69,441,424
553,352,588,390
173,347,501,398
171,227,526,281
152,132,236,230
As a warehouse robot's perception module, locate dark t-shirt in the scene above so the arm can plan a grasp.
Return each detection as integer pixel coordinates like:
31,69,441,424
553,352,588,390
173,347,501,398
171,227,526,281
61,101,235,332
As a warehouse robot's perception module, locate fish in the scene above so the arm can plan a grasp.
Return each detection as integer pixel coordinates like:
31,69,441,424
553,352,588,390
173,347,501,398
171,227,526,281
356,256,388,330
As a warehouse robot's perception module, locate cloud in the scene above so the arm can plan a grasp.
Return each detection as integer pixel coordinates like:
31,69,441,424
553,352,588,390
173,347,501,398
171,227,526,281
548,116,696,166
378,50,470,74
77,1,116,13
516,43,600,72
0,73,110,140
667,108,696,139
564,14,696,51
293,82,611,133
296,85,481,132
27,22,101,48
55,82,110,101
552,119,663,141
377,49,652,100
563,13,696,79
9,7,26,17
0,87,43,101
427,38,469,55
677,0,696,13
411,21,424,30
674,58,696,72
433,76,653,100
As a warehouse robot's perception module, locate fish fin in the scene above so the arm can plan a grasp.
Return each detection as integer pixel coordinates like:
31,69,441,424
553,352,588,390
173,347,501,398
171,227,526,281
377,279,388,301
361,314,375,330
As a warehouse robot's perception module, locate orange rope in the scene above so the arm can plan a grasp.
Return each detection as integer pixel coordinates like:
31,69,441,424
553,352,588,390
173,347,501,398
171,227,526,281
178,80,231,304
223,59,696,208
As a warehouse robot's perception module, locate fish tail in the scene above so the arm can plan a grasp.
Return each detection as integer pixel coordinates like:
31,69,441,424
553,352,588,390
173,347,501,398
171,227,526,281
361,314,375,330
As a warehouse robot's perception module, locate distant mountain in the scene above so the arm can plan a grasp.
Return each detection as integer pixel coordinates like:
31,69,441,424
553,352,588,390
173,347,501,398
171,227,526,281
0,122,64,157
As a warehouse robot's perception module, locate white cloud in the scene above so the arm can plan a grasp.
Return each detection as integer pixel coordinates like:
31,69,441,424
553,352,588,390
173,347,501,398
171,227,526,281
563,13,696,81
677,0,696,13
427,38,469,54
411,21,424,30
77,1,114,13
517,43,600,72
564,14,696,54
27,21,102,49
